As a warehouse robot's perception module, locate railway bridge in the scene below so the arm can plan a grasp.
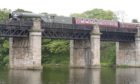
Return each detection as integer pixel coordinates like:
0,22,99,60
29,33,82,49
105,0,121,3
0,12,139,69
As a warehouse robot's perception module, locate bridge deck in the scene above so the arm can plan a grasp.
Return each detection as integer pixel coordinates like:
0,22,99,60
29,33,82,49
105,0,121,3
0,20,137,42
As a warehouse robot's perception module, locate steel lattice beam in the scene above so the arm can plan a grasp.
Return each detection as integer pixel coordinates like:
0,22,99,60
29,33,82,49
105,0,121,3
0,20,137,41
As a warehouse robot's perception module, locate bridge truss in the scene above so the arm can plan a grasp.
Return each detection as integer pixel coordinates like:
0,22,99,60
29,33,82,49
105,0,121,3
0,20,137,42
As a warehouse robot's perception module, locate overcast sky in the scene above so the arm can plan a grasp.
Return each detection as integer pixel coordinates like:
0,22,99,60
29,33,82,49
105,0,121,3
0,0,139,22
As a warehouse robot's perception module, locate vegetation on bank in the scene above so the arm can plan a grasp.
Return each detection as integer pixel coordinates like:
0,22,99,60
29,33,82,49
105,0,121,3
0,8,119,67
42,39,69,65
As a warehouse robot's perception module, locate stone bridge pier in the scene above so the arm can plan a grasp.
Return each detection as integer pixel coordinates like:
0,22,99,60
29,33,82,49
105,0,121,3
70,24,101,68
116,25,140,67
9,19,42,69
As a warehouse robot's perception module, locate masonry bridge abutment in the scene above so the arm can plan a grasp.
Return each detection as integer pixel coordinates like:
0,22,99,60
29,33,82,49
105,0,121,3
9,19,42,69
70,24,101,68
116,26,140,67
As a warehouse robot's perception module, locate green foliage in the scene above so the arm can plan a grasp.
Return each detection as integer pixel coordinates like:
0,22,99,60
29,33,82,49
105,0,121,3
0,8,10,21
132,19,138,23
14,9,31,12
0,9,10,66
46,40,69,53
0,38,9,66
71,8,117,20
42,39,69,64
101,42,116,65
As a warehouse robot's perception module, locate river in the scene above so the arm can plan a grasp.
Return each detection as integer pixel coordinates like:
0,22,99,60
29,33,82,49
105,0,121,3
0,67,139,84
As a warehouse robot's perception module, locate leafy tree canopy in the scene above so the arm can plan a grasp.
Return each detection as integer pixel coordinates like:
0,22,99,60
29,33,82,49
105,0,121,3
14,9,31,13
132,19,139,23
0,8,10,21
71,8,117,20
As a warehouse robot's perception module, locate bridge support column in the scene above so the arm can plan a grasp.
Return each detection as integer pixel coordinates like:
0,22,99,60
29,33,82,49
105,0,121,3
116,42,136,66
70,24,101,68
116,25,140,67
9,19,42,69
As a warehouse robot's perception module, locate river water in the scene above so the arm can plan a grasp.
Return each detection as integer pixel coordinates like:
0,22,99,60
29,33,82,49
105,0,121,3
0,67,140,84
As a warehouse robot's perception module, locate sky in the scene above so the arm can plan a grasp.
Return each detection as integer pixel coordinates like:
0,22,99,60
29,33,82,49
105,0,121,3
0,0,139,22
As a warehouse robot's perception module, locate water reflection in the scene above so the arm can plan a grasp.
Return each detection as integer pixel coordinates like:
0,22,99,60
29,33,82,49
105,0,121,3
2,67,140,84
70,68,101,84
9,70,42,84
116,68,140,84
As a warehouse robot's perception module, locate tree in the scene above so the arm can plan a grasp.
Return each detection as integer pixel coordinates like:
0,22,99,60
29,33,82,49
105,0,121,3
71,8,117,20
0,9,10,66
14,9,31,13
132,19,138,23
0,8,10,21
42,39,69,64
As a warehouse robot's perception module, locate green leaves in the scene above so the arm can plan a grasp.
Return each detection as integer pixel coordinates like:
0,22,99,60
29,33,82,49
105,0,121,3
46,40,69,53
71,8,117,20
0,8,10,21
0,9,10,66
101,42,116,65
42,39,69,53
42,39,69,64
